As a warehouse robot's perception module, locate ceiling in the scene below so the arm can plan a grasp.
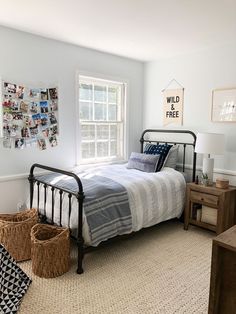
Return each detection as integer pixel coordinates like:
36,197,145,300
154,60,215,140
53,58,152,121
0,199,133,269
0,0,236,62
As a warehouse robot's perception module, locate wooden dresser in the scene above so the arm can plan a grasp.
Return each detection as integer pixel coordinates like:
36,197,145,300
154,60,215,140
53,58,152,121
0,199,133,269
208,225,236,313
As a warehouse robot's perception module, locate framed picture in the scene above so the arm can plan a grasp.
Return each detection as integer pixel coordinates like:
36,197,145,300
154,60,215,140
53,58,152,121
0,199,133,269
211,87,236,122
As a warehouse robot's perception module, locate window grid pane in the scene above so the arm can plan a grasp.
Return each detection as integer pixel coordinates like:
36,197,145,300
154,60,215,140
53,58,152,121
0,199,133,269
79,84,93,101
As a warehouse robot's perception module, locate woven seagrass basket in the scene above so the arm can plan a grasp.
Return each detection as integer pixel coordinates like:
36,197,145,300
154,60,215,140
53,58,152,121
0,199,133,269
31,224,70,278
0,208,38,262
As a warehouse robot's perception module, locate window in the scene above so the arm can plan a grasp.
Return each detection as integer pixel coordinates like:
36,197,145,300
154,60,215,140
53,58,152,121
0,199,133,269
78,75,126,163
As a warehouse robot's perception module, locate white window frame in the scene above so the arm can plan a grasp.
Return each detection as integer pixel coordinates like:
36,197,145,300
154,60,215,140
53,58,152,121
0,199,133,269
76,72,127,165
0,77,3,138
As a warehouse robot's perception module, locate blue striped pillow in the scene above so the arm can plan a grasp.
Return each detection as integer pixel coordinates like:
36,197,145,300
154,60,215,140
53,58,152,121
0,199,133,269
127,152,160,173
144,144,172,172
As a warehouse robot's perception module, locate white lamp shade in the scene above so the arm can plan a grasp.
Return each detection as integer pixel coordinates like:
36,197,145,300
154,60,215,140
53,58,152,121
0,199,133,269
195,133,225,155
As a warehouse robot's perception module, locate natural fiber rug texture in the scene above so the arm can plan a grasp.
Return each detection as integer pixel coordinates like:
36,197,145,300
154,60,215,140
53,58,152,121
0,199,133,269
18,221,214,314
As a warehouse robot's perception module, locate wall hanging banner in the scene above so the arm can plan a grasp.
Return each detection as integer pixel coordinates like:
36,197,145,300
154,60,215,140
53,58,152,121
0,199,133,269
1,81,58,150
163,88,184,126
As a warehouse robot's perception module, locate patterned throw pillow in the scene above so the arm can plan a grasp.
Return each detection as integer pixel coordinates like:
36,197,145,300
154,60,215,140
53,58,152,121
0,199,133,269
127,152,160,173
144,143,172,172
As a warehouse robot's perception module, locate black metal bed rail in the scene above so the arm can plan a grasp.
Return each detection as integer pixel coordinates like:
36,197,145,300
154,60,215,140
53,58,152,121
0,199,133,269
140,129,197,182
28,163,85,274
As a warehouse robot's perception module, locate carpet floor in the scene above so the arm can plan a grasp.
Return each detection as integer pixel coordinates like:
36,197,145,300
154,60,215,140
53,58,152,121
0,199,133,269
18,220,214,314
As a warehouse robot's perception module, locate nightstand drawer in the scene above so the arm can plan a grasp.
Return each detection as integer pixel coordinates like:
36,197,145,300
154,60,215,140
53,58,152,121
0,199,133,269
190,191,219,207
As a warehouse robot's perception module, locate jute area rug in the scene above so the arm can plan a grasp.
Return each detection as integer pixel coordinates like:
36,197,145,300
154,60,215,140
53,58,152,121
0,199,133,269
19,220,214,314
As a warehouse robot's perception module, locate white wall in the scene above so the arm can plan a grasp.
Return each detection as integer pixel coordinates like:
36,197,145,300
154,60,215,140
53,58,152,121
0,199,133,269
144,43,236,184
0,26,144,212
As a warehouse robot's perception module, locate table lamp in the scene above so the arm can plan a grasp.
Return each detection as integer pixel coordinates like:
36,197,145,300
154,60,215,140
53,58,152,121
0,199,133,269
195,132,225,184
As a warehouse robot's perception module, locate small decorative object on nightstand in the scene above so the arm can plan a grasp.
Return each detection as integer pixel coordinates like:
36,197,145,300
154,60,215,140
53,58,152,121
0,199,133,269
215,178,229,189
184,182,236,234
201,172,209,186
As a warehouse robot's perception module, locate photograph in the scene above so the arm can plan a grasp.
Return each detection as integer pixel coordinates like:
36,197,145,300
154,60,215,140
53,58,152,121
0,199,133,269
3,112,13,123
41,88,48,100
40,101,49,113
2,99,12,108
12,112,23,121
49,135,58,147
32,113,41,125
29,88,41,99
3,137,12,149
49,124,58,136
42,128,49,137
3,124,11,137
48,112,57,124
21,127,30,138
19,101,29,113
29,101,39,113
4,82,17,94
29,125,39,137
3,106,12,114
50,99,58,111
15,138,25,149
23,114,34,127
11,100,19,111
16,85,25,99
48,88,58,100
10,125,21,137
37,138,47,150
40,113,48,126
25,138,37,148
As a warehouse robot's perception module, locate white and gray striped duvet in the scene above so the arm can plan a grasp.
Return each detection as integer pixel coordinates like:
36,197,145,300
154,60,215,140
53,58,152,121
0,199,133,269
34,164,186,246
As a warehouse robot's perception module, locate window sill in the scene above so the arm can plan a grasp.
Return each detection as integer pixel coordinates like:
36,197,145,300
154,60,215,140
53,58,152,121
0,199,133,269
74,159,127,171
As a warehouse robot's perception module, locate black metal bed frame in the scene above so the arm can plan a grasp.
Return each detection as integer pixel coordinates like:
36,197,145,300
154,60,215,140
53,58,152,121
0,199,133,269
28,129,196,274
140,129,196,182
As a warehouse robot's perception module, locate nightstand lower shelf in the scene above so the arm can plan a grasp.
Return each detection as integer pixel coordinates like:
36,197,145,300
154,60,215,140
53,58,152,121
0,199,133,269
188,219,216,232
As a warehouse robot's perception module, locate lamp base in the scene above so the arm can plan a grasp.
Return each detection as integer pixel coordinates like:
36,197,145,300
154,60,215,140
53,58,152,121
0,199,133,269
203,157,214,185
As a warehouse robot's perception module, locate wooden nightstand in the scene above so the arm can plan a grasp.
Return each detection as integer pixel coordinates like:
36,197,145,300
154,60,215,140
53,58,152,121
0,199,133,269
184,182,236,234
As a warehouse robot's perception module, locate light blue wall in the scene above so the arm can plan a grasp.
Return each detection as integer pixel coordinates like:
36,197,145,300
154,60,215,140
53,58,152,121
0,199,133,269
144,43,236,173
0,26,144,176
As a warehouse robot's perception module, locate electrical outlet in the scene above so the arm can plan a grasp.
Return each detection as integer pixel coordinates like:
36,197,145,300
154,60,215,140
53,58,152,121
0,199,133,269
17,202,23,211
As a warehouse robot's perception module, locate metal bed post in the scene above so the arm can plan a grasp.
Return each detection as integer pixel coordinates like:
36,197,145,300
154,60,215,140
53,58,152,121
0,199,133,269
29,172,35,209
77,192,85,274
29,163,85,274
140,129,197,182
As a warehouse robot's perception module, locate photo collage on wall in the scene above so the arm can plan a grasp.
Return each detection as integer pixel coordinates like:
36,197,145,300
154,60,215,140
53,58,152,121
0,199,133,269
2,81,58,150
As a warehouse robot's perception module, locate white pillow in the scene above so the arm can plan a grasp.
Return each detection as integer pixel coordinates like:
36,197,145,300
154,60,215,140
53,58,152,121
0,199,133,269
164,145,179,169
127,152,160,172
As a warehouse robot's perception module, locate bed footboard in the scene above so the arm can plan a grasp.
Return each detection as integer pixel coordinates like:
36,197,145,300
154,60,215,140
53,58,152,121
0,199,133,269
28,163,85,274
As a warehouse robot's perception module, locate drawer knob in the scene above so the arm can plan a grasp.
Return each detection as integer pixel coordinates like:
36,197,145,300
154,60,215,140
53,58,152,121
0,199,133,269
201,198,204,201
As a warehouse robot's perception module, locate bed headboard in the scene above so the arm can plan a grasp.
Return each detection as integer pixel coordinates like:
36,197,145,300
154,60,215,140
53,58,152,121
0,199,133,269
140,129,197,182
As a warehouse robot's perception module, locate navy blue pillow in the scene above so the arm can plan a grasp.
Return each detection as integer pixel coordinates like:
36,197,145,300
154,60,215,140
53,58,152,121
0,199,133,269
144,144,172,172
